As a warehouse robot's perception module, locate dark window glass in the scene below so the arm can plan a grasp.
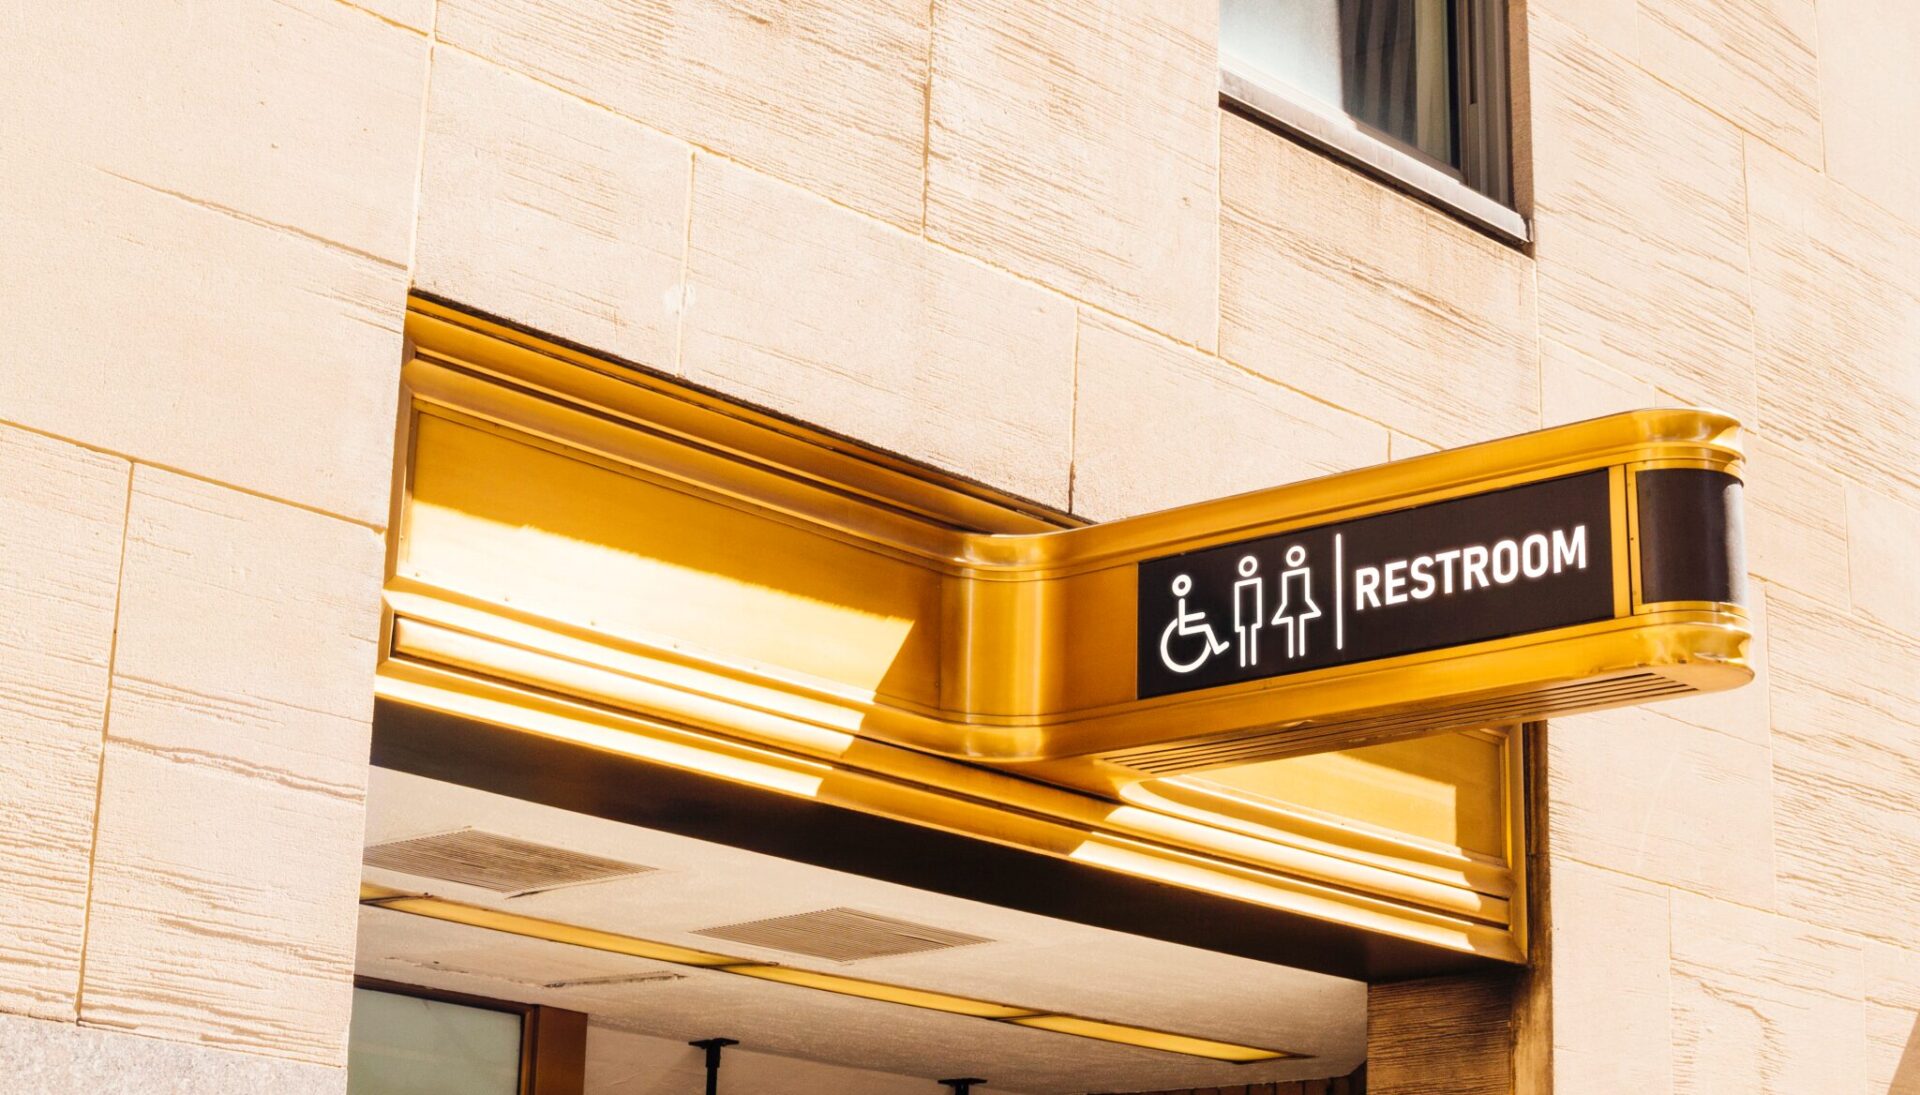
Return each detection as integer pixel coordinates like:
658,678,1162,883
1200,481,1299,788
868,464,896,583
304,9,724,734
1339,0,1456,166
1221,0,1512,205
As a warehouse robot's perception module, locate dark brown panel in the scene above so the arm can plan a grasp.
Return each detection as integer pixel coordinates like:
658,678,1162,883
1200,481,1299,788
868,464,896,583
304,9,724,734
1365,972,1515,1094
1636,469,1747,606
526,1006,588,1095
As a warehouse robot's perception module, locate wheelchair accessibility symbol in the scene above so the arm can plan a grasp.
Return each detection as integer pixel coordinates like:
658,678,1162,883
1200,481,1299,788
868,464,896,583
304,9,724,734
1158,573,1231,673
1156,548,1322,675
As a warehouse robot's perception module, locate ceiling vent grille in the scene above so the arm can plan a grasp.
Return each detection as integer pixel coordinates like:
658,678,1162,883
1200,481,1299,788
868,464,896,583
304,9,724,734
363,829,654,896
1107,672,1695,775
693,908,992,963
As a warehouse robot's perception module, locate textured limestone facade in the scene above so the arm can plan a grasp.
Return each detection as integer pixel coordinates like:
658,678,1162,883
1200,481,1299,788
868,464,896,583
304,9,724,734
2,1,1917,1092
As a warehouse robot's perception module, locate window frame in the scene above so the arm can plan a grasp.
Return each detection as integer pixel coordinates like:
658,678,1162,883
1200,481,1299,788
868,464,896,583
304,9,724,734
351,978,588,1095
1220,0,1526,245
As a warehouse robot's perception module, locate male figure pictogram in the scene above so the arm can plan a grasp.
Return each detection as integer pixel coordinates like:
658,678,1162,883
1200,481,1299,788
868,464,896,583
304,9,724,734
1232,554,1263,667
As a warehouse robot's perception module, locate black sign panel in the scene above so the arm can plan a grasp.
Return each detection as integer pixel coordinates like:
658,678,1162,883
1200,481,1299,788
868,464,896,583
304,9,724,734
1137,471,1615,698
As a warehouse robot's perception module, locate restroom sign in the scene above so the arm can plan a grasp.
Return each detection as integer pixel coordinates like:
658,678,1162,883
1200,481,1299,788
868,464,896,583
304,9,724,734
1137,472,1615,698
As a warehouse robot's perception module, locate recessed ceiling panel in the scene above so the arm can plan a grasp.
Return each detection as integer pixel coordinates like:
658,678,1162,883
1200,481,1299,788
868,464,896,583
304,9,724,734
363,827,654,896
693,907,993,963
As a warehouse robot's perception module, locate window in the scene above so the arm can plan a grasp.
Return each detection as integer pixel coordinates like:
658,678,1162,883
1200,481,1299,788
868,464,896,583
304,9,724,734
347,986,523,1095
1221,0,1522,242
346,980,587,1095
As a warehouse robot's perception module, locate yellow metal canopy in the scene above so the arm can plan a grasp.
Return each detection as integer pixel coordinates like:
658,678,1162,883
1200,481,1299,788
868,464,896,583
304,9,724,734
375,296,1752,971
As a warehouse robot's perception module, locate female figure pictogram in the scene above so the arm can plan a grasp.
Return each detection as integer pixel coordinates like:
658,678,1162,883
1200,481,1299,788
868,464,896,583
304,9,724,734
1270,544,1323,659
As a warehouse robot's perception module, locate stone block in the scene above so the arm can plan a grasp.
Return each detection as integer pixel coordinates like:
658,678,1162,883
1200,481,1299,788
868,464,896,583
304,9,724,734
1529,0,1636,57
1548,705,1775,907
351,0,434,33
1768,584,1920,775
1,0,428,262
1669,892,1867,1094
1635,0,1821,166
416,49,693,373
1547,860,1672,1095
436,0,928,228
1220,112,1537,450
1817,0,1920,227
82,746,366,1066
1528,11,1755,420
1746,139,1920,506
1866,942,1920,1095
1388,434,1439,460
0,1012,344,1095
108,469,384,787
926,0,1218,348
1847,483,1920,639
78,471,380,1065
679,157,1076,507
1070,313,1389,520
1540,340,1656,428
1766,586,1920,942
1743,437,1851,607
0,145,410,527
0,428,128,1020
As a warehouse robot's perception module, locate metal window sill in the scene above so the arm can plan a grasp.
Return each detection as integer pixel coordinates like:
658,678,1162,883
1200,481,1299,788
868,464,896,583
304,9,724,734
1220,58,1531,247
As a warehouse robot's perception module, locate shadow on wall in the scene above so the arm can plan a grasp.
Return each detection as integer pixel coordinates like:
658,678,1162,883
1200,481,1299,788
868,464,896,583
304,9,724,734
1895,1016,1920,1094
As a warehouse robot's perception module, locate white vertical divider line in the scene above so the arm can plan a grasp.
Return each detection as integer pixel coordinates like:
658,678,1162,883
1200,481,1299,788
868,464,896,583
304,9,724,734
1335,533,1345,651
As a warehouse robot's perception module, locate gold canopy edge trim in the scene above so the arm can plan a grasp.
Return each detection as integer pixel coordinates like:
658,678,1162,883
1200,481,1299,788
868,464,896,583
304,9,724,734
372,661,1524,957
405,297,1741,583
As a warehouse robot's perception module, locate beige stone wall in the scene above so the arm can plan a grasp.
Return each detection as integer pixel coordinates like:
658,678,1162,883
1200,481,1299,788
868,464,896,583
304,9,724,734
1524,2,1920,1092
1,1,417,1087
3,0,1918,1091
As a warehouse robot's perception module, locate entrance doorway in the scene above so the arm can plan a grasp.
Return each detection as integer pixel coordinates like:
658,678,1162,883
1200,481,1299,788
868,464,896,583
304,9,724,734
349,768,1368,1094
